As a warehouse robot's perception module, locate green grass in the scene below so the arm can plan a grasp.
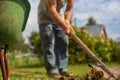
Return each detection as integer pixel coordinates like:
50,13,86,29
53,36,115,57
0,57,120,80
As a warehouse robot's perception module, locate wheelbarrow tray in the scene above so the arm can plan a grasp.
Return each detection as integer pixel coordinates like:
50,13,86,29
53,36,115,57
0,0,30,45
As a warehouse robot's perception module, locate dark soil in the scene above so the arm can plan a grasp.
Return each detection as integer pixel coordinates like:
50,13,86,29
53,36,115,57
59,67,120,80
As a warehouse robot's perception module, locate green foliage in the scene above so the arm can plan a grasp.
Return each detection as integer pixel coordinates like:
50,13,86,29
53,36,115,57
108,39,118,61
116,45,120,63
28,31,42,58
69,26,118,64
93,38,112,61
9,37,29,53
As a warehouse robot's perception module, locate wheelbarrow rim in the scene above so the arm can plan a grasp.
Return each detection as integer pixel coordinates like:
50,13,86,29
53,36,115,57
21,0,31,31
0,0,31,31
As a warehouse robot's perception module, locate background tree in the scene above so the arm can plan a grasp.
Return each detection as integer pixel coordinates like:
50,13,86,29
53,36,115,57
112,37,120,62
9,37,29,53
86,17,96,26
28,31,42,59
116,45,120,63
115,37,120,45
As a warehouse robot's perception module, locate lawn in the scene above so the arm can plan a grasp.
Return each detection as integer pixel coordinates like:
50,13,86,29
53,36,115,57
0,58,120,80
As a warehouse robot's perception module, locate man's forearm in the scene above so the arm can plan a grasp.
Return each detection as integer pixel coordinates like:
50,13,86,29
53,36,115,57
49,7,67,29
46,1,68,29
65,11,72,22
65,0,74,22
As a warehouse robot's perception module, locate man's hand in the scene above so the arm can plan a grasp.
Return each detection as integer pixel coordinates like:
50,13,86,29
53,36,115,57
64,0,74,35
63,20,75,35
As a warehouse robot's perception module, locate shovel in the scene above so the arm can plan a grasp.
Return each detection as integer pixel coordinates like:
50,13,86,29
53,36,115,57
69,32,120,79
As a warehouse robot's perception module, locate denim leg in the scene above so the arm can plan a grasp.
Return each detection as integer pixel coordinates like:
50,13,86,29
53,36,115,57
39,23,58,74
54,26,69,72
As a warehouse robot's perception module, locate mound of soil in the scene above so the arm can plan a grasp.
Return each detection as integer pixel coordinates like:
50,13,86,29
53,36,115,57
59,67,120,80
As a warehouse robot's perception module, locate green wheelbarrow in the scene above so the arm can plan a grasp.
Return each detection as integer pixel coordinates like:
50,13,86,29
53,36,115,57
0,0,31,80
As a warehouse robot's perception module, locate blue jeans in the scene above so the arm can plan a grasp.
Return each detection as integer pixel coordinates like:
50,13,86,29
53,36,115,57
39,23,69,75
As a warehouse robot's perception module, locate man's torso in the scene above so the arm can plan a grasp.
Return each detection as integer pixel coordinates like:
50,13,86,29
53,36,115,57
38,0,67,24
